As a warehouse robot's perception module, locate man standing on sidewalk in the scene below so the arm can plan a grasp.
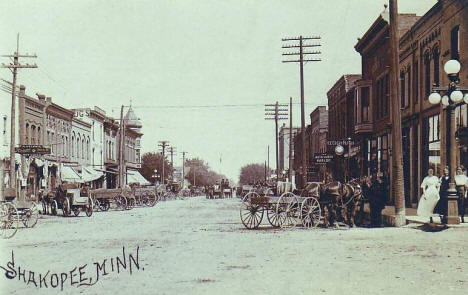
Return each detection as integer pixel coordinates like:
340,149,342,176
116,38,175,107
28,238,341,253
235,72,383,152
369,172,387,227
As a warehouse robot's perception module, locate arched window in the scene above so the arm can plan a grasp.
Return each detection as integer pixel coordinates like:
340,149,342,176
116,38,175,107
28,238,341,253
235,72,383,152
424,50,431,98
37,127,41,145
71,134,75,158
77,136,80,159
433,46,440,86
25,123,30,144
82,138,85,159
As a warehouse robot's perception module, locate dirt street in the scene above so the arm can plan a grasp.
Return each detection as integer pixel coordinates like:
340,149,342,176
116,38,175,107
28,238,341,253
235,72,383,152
1,196,468,295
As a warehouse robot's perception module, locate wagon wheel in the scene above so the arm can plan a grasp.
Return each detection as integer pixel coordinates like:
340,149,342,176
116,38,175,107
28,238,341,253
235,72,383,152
22,202,39,228
239,192,264,229
62,198,71,217
141,193,150,206
266,204,284,228
73,207,81,217
51,200,58,215
99,199,110,211
116,195,127,211
147,193,157,207
301,197,321,229
1,203,19,239
276,192,300,229
85,197,93,217
93,198,101,212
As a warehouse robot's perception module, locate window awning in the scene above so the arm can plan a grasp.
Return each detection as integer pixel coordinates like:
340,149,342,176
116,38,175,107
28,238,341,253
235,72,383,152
82,166,104,182
61,166,83,183
127,170,150,185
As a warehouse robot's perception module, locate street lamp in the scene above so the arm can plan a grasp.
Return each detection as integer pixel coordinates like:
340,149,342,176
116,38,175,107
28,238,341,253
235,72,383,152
429,59,468,224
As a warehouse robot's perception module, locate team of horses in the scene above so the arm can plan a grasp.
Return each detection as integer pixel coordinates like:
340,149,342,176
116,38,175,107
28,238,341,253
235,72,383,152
298,179,367,228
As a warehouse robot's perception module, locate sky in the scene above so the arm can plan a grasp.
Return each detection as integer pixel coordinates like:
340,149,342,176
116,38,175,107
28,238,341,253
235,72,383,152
0,0,437,182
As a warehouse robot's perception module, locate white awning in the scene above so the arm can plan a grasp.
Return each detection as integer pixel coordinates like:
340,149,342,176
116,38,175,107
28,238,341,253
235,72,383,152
82,166,104,182
33,158,45,167
127,170,150,185
61,166,83,183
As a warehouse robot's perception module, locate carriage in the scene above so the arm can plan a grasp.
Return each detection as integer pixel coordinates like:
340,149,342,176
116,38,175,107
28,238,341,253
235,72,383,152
89,188,133,211
131,185,158,207
1,188,40,239
239,180,364,230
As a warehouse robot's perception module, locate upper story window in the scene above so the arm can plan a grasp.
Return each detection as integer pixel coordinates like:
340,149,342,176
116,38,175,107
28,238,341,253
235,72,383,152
400,72,406,109
433,47,440,86
424,51,431,98
451,25,460,60
361,86,370,123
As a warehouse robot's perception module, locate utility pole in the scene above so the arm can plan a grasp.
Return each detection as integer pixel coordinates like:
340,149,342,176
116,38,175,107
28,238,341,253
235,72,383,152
1,34,37,191
265,102,288,182
389,0,406,227
168,146,176,181
289,97,293,182
264,160,267,182
181,151,187,188
158,141,169,185
282,35,321,188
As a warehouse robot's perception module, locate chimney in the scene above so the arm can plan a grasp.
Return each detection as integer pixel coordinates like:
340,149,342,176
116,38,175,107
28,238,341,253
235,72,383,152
46,97,52,103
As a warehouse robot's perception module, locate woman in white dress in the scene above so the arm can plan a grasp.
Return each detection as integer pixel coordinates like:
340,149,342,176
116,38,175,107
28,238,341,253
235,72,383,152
417,168,440,217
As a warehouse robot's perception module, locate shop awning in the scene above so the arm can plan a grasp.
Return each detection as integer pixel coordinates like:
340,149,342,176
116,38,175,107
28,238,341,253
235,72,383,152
61,166,83,183
127,170,150,185
82,166,104,182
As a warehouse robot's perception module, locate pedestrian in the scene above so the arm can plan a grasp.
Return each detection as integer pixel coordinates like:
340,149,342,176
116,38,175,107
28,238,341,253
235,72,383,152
417,168,440,217
436,167,450,219
454,166,468,223
369,172,387,227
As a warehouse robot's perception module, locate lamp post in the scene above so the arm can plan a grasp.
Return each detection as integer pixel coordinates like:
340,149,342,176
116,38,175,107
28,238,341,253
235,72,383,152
428,59,468,224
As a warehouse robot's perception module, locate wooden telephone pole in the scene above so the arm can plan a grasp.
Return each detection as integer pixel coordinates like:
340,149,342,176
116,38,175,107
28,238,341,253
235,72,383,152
1,34,37,191
158,141,169,185
181,151,187,188
265,102,288,181
282,35,321,188
168,146,176,181
389,0,406,226
289,97,293,182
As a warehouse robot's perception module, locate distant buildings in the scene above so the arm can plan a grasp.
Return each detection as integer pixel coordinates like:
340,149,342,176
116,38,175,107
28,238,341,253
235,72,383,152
0,85,147,201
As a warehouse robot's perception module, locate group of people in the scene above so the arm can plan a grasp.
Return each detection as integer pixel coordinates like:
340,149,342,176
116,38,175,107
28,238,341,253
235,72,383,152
418,166,468,222
360,172,389,227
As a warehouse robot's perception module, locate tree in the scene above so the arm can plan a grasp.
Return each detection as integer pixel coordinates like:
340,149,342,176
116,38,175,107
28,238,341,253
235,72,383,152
139,152,172,184
184,157,225,186
239,163,268,185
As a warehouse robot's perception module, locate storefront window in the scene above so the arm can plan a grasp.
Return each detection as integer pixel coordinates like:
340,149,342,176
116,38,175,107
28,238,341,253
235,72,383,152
428,114,441,175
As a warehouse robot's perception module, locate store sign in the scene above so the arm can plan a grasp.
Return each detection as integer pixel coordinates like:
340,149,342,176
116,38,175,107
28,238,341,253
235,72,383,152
327,139,354,146
313,153,333,164
15,145,51,155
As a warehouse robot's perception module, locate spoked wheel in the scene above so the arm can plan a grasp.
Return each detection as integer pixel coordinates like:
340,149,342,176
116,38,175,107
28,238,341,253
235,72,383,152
99,199,110,211
115,195,127,211
276,192,300,229
51,200,58,215
1,203,19,239
85,197,93,217
93,198,101,212
146,193,157,207
266,205,284,228
239,192,264,229
301,197,321,229
22,202,39,228
62,198,71,217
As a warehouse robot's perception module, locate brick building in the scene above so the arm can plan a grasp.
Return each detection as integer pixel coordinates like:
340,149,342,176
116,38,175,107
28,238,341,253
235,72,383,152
327,74,361,182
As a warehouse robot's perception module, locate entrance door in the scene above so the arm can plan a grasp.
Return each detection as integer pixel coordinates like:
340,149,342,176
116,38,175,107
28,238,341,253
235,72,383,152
402,128,411,207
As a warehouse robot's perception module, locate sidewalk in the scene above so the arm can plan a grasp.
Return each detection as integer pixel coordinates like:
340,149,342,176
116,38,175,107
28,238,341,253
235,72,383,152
364,204,468,226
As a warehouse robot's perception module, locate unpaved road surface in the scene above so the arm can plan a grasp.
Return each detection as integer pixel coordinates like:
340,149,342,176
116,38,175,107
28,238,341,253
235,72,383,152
1,196,468,295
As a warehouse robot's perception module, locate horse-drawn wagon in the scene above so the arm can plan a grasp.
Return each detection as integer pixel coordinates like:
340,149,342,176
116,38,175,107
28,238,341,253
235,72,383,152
89,188,133,211
239,179,365,230
1,188,40,239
